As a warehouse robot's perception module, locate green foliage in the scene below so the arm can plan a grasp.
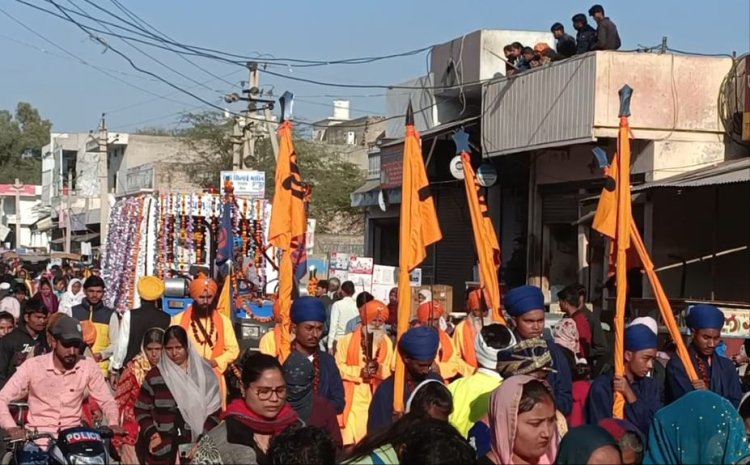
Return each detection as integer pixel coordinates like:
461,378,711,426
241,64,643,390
0,102,51,184
178,111,364,233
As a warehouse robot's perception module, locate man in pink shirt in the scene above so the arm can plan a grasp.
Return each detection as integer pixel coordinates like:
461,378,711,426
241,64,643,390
0,315,119,438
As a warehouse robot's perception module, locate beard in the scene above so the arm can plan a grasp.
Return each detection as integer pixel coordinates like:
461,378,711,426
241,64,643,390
60,354,79,369
193,302,213,318
365,324,386,349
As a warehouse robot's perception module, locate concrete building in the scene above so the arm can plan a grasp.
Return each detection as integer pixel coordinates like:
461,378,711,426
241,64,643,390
41,132,199,253
311,101,386,170
0,184,49,249
352,28,750,312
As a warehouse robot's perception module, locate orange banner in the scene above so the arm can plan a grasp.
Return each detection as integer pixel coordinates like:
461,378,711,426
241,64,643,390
268,120,307,362
460,152,504,324
394,109,442,414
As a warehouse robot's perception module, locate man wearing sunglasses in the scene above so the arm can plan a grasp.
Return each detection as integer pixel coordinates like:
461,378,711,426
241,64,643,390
0,315,120,439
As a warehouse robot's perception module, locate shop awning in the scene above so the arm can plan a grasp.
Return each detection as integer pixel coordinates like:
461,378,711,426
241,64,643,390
631,158,750,192
379,116,481,149
49,232,100,245
350,180,402,208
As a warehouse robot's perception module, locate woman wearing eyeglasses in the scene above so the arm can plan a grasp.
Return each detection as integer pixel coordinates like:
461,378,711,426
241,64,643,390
135,325,222,465
191,353,302,465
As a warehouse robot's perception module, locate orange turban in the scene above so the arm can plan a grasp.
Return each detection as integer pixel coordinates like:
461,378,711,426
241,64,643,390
417,301,445,323
467,289,485,311
534,42,551,54
360,299,389,324
189,273,218,300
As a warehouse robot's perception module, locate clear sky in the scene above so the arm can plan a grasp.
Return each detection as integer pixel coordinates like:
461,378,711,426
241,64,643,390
1,0,748,133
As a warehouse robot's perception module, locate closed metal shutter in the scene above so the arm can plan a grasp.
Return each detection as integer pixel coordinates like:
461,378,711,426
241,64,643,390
542,193,578,224
433,184,476,312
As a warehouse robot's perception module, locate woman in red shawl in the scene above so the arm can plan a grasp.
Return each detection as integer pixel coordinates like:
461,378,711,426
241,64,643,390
114,327,164,464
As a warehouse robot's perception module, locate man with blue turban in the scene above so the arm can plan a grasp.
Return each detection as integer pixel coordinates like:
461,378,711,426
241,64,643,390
587,317,662,435
666,304,742,407
290,296,345,413
504,285,573,416
367,325,444,434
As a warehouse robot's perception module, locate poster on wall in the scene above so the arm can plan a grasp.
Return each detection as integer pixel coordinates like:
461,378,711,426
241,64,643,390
348,257,374,275
330,252,350,271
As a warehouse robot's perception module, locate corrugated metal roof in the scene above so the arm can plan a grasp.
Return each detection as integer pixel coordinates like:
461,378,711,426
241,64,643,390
482,53,597,156
379,116,480,149
631,158,750,191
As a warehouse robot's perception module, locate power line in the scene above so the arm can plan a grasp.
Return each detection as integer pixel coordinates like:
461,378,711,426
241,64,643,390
64,0,226,94
15,0,432,68
0,5,195,107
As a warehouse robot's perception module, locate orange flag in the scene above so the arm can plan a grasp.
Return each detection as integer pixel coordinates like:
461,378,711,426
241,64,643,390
394,103,443,414
592,85,696,418
268,119,308,363
457,144,505,324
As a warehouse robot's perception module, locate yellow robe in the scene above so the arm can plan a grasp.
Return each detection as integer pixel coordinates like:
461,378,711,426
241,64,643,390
435,335,475,381
171,311,240,407
258,329,277,357
335,331,394,446
447,368,503,437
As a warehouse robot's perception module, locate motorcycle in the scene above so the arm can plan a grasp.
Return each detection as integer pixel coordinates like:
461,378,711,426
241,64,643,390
2,425,122,465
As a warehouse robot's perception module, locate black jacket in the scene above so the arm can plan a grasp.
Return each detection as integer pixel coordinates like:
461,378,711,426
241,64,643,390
123,302,171,366
0,324,50,388
575,25,598,54
556,33,577,58
594,17,621,50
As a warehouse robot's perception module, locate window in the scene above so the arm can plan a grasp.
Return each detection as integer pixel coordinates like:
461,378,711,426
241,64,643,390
367,154,381,180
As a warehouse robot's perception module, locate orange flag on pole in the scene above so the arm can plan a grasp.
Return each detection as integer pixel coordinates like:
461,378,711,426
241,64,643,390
453,130,505,324
592,86,633,419
394,103,443,414
592,85,696,418
268,95,307,363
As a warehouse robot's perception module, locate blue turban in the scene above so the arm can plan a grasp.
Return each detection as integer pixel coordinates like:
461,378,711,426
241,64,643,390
686,304,725,330
291,296,327,324
504,285,545,317
399,326,439,361
625,323,657,352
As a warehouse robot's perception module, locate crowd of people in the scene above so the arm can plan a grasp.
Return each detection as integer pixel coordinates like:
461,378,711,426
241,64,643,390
503,4,622,76
0,257,750,464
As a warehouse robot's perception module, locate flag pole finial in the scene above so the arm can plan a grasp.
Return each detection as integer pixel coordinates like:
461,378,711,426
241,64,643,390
405,100,414,126
618,85,633,118
452,129,470,154
280,91,294,121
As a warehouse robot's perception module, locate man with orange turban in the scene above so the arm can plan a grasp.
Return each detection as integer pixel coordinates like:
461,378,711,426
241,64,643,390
172,273,239,406
452,288,494,372
417,301,473,380
335,299,394,447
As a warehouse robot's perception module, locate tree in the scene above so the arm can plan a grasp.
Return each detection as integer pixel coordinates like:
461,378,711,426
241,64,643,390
0,102,52,184
177,111,364,234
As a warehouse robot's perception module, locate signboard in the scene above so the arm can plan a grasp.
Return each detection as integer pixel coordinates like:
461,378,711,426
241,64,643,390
721,308,750,339
380,147,403,189
125,164,154,193
220,170,265,198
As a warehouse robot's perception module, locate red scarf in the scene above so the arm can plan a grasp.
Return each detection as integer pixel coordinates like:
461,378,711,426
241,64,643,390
223,399,299,436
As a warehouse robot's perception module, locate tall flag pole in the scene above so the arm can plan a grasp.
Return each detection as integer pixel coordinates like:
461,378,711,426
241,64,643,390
268,91,308,363
394,102,443,414
215,177,236,319
592,86,698,420
592,85,633,419
453,130,505,324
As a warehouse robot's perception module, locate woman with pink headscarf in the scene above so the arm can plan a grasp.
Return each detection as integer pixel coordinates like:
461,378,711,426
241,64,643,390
477,375,560,465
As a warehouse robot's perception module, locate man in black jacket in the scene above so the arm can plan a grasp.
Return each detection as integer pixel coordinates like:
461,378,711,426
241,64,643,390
109,276,170,378
572,13,598,54
0,299,49,388
551,23,577,58
589,4,621,50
